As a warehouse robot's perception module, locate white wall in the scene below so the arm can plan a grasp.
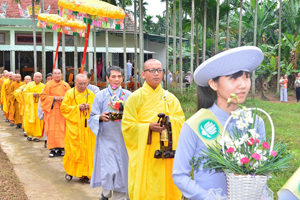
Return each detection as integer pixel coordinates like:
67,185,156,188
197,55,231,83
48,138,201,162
147,40,166,69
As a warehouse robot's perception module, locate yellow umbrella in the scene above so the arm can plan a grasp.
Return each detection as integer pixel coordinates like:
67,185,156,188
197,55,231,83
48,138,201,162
37,14,87,70
58,0,125,72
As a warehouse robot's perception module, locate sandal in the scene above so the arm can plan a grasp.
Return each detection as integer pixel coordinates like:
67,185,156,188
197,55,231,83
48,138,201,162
33,138,40,142
27,137,32,141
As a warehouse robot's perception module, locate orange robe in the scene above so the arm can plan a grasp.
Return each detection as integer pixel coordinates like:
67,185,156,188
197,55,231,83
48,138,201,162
9,81,25,124
40,80,71,149
91,73,94,82
68,73,74,86
23,81,45,137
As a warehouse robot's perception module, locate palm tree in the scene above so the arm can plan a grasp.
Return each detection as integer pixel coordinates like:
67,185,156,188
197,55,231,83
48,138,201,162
215,0,220,54
134,0,138,90
179,0,183,93
190,0,194,84
143,15,154,32
41,0,45,81
226,0,230,50
62,33,66,80
74,35,78,77
277,0,282,93
238,0,243,46
139,0,144,85
172,0,176,84
123,0,127,89
202,0,207,62
252,0,258,96
165,0,169,89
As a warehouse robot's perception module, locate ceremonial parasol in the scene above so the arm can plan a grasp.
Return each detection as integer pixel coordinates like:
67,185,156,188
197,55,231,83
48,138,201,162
58,0,125,73
37,13,87,70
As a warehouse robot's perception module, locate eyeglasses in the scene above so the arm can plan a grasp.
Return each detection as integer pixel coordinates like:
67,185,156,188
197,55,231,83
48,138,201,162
144,68,164,74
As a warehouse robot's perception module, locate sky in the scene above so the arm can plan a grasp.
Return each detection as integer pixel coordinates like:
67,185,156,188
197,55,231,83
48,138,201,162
127,0,166,23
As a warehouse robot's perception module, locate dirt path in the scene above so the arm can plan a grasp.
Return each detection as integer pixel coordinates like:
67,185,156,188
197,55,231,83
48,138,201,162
0,114,102,200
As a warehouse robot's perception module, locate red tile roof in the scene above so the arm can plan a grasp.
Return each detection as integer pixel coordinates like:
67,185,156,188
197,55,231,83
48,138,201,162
2,0,59,19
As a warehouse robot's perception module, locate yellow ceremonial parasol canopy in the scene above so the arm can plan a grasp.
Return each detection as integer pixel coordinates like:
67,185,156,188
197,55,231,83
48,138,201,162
37,14,87,69
57,0,126,72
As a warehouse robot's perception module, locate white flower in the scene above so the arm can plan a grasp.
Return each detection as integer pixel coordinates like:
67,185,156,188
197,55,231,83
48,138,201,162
261,156,267,161
231,109,242,119
241,134,249,143
236,119,248,130
248,128,260,139
219,135,233,146
253,162,259,169
234,139,244,147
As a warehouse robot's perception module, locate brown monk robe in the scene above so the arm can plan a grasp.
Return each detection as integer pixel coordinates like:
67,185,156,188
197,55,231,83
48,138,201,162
67,70,74,87
8,74,24,128
40,69,71,157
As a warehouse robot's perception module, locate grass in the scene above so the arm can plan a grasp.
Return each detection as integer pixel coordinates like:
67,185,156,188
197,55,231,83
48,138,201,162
172,87,300,199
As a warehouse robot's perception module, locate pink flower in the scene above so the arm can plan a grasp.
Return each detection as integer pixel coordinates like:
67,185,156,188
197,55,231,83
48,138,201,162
112,85,116,90
240,157,250,164
271,150,277,157
120,97,124,100
226,147,235,153
255,139,260,143
122,92,125,95
251,153,261,160
113,93,116,96
262,142,270,149
248,138,255,145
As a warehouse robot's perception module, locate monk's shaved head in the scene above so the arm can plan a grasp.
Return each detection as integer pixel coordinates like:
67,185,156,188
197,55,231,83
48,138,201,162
75,74,88,93
34,72,42,77
24,76,32,84
143,59,162,70
15,74,21,82
33,72,42,84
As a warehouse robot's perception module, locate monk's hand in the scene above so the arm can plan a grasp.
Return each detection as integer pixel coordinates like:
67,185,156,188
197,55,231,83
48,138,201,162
100,112,110,122
79,104,86,111
84,103,90,110
149,122,165,133
33,93,39,97
54,96,60,102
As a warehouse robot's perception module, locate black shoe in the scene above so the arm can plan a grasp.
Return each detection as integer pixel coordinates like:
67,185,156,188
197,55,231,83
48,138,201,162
5,119,9,122
56,150,64,156
33,138,40,142
79,176,90,184
27,137,32,141
10,123,14,127
44,140,47,148
65,174,73,181
16,124,21,129
49,150,56,158
100,193,109,200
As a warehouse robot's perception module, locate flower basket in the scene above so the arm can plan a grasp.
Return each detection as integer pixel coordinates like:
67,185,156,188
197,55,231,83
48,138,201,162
222,108,275,200
226,173,268,200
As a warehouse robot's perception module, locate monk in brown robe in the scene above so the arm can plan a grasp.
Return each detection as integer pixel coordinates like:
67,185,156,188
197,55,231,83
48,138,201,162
8,74,24,127
40,69,71,158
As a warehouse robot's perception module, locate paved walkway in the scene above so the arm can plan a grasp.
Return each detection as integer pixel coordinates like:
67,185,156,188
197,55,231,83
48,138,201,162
0,114,102,200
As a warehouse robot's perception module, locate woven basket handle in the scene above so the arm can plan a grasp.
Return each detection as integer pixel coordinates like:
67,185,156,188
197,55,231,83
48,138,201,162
221,108,275,155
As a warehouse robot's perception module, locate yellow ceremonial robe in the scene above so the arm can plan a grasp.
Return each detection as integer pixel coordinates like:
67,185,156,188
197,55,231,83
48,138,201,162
9,81,25,124
14,84,27,128
23,81,45,137
1,78,11,117
121,82,185,200
0,76,6,105
60,88,96,178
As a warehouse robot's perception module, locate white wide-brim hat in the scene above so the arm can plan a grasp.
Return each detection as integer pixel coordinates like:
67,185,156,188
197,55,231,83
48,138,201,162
194,46,264,86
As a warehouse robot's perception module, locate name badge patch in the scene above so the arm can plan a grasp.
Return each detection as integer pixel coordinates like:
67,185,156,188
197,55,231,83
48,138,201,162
198,119,219,140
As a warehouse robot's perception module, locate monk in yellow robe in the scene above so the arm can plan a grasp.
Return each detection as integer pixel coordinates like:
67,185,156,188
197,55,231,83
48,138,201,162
7,73,17,125
40,69,70,158
0,70,8,108
60,74,96,182
23,72,45,142
8,74,24,127
14,76,32,133
1,72,14,122
122,59,185,200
